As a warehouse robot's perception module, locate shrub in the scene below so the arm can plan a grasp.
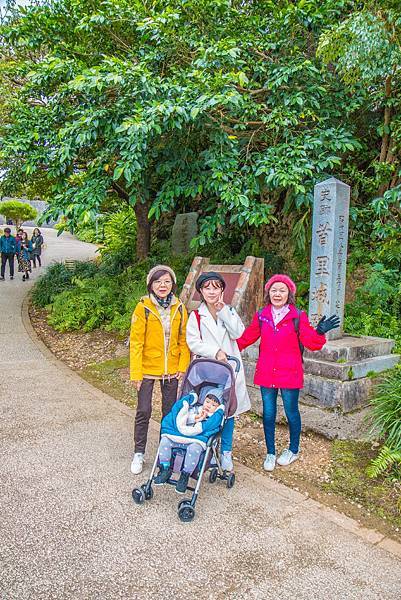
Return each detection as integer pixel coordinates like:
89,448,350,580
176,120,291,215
345,263,401,352
31,261,98,307
48,276,120,332
367,366,401,482
31,263,75,307
100,208,137,259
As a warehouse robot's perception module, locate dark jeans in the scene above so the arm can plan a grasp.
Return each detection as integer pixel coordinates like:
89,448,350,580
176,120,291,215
260,387,301,455
1,253,15,277
32,255,41,267
134,377,179,453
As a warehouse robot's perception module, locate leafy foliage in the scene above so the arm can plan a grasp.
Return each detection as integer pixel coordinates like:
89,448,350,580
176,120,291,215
366,446,401,482
0,199,37,227
369,366,401,451
31,261,99,307
367,365,401,483
345,262,401,351
0,0,369,256
99,207,137,263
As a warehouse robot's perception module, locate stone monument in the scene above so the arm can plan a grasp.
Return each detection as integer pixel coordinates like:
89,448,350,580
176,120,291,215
308,178,349,339
242,176,400,415
302,177,400,411
171,212,199,255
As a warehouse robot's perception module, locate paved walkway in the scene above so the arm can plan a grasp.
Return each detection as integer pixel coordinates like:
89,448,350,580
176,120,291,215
1,230,400,600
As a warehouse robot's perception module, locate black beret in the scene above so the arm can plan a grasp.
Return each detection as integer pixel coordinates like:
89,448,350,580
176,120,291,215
195,271,226,292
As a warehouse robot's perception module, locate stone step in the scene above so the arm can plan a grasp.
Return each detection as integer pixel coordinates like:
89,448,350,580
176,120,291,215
304,335,395,362
302,374,374,412
304,354,400,382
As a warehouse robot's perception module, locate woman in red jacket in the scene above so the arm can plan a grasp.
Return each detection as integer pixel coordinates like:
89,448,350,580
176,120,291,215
237,274,339,472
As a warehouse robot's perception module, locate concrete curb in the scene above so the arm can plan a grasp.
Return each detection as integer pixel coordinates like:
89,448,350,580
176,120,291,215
22,293,401,562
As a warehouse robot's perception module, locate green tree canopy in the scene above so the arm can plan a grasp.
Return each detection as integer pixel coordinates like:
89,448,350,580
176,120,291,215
0,0,398,257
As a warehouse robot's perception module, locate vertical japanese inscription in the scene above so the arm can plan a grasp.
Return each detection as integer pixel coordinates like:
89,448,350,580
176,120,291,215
309,178,350,339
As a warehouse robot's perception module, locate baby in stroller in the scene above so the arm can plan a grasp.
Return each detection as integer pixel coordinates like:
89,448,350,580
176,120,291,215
132,357,238,522
154,386,225,493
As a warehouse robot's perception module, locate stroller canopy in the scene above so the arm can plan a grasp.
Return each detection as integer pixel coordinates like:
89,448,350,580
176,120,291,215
180,358,238,418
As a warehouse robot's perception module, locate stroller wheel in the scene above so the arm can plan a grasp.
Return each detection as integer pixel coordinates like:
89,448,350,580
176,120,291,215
209,468,218,483
178,499,191,510
132,487,145,504
226,472,236,489
178,504,195,523
141,484,154,500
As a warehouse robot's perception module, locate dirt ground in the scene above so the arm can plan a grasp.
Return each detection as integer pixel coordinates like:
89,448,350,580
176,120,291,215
29,304,401,541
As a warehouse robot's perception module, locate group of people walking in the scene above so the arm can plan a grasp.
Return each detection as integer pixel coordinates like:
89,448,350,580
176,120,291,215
0,227,44,281
129,266,339,484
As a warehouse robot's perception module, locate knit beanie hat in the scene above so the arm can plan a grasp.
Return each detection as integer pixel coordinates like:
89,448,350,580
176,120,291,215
265,274,296,295
146,265,177,285
199,385,224,404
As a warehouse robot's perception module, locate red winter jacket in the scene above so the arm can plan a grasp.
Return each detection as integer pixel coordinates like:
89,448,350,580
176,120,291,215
236,304,326,389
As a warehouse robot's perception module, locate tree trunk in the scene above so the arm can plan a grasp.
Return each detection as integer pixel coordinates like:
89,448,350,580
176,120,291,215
379,75,392,164
111,181,151,259
377,75,393,197
134,200,151,259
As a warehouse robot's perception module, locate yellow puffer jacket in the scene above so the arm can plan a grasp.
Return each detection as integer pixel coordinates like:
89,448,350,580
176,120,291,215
129,295,190,381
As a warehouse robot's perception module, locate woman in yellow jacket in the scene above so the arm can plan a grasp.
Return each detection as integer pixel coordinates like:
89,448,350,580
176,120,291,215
130,265,190,475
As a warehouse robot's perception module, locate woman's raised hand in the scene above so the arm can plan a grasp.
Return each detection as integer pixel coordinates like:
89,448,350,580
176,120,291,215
215,291,225,312
215,349,228,362
316,315,340,334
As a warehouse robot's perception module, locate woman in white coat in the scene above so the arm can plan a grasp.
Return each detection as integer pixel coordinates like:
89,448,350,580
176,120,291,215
186,272,251,471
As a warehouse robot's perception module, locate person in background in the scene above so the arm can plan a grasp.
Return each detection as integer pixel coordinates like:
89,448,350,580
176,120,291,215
0,227,17,281
31,228,44,267
17,231,33,281
237,274,340,472
15,228,24,244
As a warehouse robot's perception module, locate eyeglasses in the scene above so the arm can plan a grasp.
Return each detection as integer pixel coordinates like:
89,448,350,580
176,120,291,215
153,279,173,287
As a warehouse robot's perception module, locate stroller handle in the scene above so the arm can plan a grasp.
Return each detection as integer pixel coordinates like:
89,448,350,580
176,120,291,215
226,355,240,373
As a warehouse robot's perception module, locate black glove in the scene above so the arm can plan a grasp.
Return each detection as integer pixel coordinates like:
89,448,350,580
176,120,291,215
316,315,340,334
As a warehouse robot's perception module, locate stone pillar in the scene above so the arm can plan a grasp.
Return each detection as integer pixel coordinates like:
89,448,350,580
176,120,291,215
308,177,350,340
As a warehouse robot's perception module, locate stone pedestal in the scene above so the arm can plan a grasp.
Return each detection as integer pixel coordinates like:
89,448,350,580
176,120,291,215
243,335,400,413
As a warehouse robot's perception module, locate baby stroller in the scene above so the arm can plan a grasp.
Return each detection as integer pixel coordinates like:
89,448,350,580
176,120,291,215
132,356,240,522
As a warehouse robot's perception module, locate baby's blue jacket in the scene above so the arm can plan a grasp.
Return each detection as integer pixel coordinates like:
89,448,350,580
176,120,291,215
161,392,224,447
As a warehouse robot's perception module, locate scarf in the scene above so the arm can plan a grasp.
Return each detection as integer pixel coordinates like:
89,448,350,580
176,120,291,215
152,291,173,309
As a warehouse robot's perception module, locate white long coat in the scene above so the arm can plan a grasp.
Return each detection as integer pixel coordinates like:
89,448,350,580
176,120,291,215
186,303,251,416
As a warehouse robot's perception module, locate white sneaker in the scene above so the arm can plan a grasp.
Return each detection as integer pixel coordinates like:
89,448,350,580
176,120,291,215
130,452,144,475
263,454,276,472
221,451,234,471
277,449,299,467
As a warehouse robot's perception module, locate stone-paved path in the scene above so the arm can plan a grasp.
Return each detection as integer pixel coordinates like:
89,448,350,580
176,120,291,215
1,229,400,600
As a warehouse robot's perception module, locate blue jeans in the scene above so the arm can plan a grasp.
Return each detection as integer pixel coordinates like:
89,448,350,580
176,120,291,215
260,387,301,455
221,417,235,452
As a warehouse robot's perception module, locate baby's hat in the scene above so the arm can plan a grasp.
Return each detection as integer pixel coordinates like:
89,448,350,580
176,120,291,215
200,385,224,404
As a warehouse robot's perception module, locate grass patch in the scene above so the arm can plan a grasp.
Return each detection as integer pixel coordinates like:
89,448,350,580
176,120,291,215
325,440,401,528
80,356,135,409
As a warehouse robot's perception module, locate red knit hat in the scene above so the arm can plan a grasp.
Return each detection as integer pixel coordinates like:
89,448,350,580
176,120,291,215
265,274,296,295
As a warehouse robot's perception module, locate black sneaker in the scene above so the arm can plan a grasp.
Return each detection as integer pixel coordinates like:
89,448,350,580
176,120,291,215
10,276,13,280
175,471,190,494
0,277,4,281
153,465,172,486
